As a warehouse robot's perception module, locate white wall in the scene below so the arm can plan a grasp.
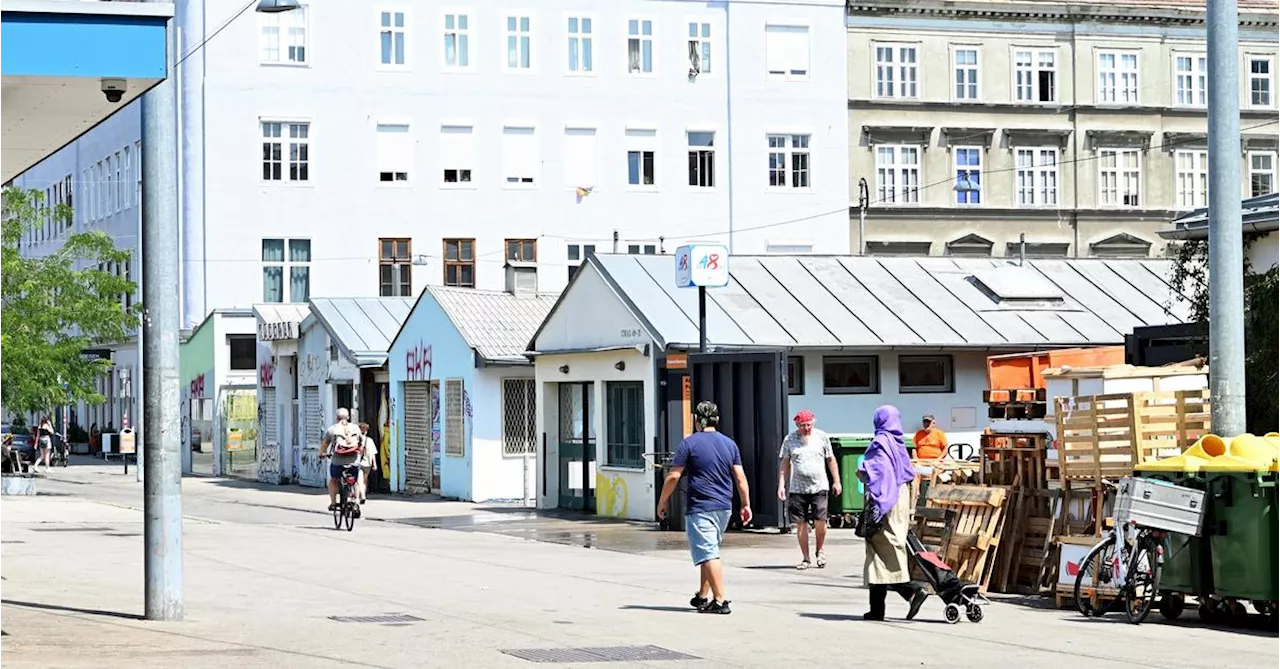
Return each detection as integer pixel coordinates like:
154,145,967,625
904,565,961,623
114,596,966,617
471,368,537,503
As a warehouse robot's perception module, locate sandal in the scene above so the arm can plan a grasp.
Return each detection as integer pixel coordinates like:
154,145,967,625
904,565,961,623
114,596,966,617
796,560,811,570
816,551,827,569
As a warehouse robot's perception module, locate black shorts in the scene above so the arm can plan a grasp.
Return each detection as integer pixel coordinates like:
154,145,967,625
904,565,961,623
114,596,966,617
787,492,829,524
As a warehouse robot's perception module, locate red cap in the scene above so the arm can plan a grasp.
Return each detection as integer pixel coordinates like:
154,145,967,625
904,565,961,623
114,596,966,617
794,409,815,423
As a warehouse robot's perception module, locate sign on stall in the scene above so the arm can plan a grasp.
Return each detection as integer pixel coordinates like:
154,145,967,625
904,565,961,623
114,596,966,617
675,245,729,288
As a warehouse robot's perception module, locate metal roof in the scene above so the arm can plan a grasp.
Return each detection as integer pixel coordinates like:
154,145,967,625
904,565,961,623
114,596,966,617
424,286,560,363
579,254,1192,350
252,303,310,327
1160,193,1279,240
305,297,415,368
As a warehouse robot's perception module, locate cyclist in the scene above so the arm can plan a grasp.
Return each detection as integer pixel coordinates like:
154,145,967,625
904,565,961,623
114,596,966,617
319,408,364,512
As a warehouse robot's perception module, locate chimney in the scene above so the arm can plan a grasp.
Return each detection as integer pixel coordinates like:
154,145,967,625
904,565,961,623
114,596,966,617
504,261,538,297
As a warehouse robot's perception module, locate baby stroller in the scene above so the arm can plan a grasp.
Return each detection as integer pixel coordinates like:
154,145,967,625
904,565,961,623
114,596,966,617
907,529,990,624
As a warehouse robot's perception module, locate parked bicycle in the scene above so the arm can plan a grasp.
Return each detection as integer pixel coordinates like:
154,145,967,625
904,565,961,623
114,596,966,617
332,463,361,532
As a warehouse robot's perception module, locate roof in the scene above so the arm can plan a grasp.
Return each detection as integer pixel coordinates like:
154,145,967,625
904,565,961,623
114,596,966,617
848,0,1280,15
424,286,560,363
1160,193,1279,240
252,303,310,326
305,297,415,368
575,254,1192,350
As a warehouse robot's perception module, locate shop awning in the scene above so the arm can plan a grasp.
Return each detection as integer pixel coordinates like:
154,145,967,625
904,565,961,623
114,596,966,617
306,297,415,368
252,303,310,341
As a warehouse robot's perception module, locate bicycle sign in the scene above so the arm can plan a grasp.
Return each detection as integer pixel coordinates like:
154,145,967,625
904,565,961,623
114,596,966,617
674,244,730,288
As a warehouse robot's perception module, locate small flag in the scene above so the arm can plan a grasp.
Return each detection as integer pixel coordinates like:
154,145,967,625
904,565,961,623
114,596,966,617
575,186,594,203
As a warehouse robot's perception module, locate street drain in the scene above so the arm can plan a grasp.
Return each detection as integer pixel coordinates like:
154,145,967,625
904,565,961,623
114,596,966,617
1,540,26,544
328,614,424,624
500,645,699,663
29,526,114,532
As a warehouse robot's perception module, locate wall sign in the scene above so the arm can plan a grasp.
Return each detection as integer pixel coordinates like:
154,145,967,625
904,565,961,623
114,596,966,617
675,244,730,288
258,321,299,341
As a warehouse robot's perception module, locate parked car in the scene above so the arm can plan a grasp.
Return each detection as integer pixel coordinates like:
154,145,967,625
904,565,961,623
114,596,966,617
1,424,33,472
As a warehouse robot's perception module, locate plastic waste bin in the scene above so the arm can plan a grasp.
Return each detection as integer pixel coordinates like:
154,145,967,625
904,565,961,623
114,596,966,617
657,453,687,532
1198,435,1279,606
826,435,917,526
1135,452,1214,606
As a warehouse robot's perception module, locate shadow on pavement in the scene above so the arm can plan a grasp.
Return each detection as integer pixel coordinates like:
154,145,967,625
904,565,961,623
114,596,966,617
1062,613,1279,637
2,599,143,620
619,605,694,613
797,612,862,622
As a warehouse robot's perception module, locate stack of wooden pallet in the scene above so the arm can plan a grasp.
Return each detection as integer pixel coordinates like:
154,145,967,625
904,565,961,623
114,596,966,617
915,485,1008,591
983,388,1048,420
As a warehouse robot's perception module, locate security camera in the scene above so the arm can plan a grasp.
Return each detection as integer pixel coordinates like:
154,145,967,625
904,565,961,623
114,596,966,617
101,78,127,104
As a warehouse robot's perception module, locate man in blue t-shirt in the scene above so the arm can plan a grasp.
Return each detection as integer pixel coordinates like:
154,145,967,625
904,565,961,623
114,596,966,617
657,401,752,615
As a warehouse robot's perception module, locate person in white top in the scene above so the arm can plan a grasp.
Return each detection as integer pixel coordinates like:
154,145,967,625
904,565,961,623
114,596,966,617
357,422,378,504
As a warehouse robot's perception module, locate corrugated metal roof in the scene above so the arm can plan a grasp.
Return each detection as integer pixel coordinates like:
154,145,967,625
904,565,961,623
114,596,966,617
252,303,310,325
585,255,1192,350
427,286,559,363
1161,193,1279,239
307,297,415,368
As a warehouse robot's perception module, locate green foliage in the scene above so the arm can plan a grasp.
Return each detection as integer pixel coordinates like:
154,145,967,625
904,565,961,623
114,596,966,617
1,188,139,415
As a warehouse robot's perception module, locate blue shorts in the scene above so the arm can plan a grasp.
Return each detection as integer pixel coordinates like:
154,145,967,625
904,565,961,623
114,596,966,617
686,509,732,565
329,463,359,481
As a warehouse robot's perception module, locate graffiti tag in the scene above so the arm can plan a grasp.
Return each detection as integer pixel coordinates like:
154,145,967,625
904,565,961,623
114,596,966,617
596,473,629,518
259,361,275,387
405,341,433,382
189,374,206,398
257,441,281,484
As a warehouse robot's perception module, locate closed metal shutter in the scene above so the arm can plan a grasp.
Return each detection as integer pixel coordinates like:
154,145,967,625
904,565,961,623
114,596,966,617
261,388,278,445
304,386,321,447
404,382,432,493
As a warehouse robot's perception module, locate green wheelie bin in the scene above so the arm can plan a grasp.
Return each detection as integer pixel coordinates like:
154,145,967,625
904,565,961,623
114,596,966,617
1200,435,1279,624
825,434,915,528
1135,450,1216,620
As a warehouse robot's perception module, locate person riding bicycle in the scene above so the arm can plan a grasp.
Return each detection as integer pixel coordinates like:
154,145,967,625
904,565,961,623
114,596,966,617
319,408,364,512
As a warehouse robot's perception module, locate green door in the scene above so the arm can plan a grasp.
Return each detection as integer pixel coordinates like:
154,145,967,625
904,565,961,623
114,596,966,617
557,382,596,511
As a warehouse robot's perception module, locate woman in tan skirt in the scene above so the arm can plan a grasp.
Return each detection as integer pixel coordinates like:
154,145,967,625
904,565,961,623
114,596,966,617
857,405,928,621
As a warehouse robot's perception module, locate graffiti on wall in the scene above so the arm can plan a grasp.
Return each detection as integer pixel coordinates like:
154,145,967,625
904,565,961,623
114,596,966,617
596,473,629,518
259,361,275,388
257,441,281,484
405,342,433,382
189,374,206,398
298,448,325,488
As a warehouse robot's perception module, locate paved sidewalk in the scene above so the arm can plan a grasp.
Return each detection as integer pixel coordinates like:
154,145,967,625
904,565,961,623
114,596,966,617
2,465,1276,668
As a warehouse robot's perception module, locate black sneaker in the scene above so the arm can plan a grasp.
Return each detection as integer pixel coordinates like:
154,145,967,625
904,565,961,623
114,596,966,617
862,611,885,621
905,589,929,621
690,593,710,610
698,600,731,615
328,503,339,511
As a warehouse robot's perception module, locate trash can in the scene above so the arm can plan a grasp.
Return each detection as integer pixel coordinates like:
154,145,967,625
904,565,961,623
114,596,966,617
1135,443,1216,606
826,435,916,527
1199,435,1279,606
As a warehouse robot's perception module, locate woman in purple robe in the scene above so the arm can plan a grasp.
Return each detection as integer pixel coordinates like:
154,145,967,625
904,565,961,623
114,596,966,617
857,405,929,621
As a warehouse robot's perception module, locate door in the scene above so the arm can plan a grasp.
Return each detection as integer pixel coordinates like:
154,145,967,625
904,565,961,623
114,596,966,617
688,351,789,529
557,382,596,511
404,381,433,493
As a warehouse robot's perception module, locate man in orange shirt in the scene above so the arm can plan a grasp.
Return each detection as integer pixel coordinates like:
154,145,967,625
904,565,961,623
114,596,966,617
913,415,948,460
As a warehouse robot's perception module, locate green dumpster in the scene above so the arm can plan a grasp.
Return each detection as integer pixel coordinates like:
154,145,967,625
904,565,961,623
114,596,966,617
1199,435,1279,605
826,435,916,520
1136,450,1216,605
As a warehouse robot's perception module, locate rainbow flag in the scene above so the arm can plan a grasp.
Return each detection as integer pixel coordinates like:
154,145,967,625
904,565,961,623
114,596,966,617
575,186,594,203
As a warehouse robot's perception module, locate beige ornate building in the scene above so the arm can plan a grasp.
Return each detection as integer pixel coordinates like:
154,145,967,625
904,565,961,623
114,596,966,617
846,0,1279,258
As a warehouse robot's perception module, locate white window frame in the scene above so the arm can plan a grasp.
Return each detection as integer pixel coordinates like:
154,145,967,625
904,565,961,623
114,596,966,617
1248,150,1277,198
625,127,658,190
114,150,124,212
1098,148,1142,207
261,238,311,303
442,10,473,72
952,45,980,102
120,146,131,209
105,155,115,213
260,4,308,66
1097,49,1141,105
378,8,409,70
1013,147,1060,207
874,144,921,205
562,126,598,189
504,14,533,72
686,129,716,189
566,14,594,75
687,20,712,77
766,133,811,190
440,123,476,188
1247,54,1275,109
1172,52,1207,107
873,42,919,99
501,125,539,188
1174,149,1208,210
764,24,810,81
1012,47,1058,104
627,18,655,75
953,145,982,206
375,122,413,184
260,119,311,184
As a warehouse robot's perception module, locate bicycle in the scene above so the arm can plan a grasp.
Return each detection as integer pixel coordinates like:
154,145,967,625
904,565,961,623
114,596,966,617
1072,480,1167,625
327,460,361,532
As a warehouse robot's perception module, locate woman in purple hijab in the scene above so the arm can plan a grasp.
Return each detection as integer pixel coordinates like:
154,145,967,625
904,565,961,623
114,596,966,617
857,405,928,621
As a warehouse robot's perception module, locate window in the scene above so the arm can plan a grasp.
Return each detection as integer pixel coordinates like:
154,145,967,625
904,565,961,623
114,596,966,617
506,15,532,71
501,378,537,456
567,16,593,73
686,131,715,188
261,238,311,303
626,244,656,255
1249,151,1277,197
954,147,981,205
1249,56,1274,108
501,126,539,186
443,238,475,287
764,25,809,79
1014,49,1056,103
1099,149,1141,207
1098,50,1140,104
375,124,412,182
81,168,91,222
261,121,309,182
605,381,644,468
443,13,471,69
440,125,474,185
953,47,979,101
379,10,407,68
1014,148,1059,206
875,145,920,204
228,335,257,371
379,238,412,297
688,21,711,75
766,134,810,189
1174,150,1208,209
444,379,465,457
786,356,804,395
566,243,596,282
627,19,653,74
120,147,130,209
874,44,918,98
261,4,307,64
1174,53,1207,106
899,355,954,393
506,238,536,262
114,151,124,211
1005,242,1069,258
563,127,598,188
105,155,114,213
822,356,879,394
626,128,657,188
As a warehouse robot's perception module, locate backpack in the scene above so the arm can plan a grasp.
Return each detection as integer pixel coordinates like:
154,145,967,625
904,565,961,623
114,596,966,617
332,424,362,456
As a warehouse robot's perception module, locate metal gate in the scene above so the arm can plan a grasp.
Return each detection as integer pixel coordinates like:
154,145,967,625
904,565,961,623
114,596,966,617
688,351,789,529
404,381,433,493
260,388,278,445
303,386,322,447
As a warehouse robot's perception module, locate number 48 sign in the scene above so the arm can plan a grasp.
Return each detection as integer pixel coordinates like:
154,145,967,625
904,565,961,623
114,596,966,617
674,244,730,288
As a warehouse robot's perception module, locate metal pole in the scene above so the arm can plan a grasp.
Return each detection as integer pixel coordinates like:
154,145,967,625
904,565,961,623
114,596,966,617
141,16,184,621
136,179,145,484
857,178,868,256
612,230,619,254
698,287,708,353
1206,0,1247,436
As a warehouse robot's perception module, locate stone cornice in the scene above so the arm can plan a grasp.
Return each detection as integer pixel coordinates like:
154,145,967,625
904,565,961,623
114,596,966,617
845,1,1279,29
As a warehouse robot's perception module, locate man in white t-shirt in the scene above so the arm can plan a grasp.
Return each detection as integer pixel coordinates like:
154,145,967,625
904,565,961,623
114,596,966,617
319,408,364,511
777,409,841,569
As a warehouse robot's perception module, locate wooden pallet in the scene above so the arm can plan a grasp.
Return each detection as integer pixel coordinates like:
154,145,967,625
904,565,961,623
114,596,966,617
979,433,1048,489
1055,390,1211,486
924,485,1008,592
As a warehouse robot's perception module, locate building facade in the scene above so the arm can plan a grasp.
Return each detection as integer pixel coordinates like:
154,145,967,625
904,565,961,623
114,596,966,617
846,0,1280,259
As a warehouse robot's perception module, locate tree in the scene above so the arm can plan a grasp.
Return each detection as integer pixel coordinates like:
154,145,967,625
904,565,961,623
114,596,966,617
1,187,138,416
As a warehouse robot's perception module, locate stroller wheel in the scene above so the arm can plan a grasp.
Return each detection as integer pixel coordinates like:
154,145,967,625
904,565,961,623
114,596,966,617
965,604,984,623
944,603,962,624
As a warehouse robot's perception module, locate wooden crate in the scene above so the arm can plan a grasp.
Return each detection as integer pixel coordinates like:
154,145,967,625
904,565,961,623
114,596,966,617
979,433,1048,489
924,485,1008,592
